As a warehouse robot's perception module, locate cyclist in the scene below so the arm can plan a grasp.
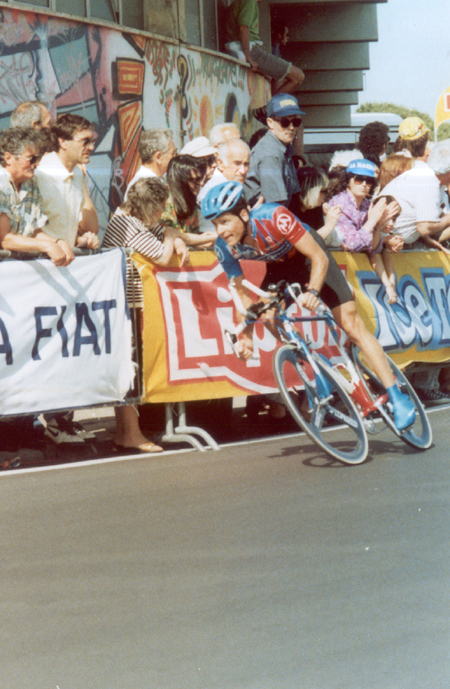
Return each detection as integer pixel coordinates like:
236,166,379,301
201,181,416,432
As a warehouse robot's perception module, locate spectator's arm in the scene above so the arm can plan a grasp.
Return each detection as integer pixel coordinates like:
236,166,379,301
182,231,217,247
78,181,99,237
153,227,190,267
238,25,258,70
417,211,450,237
317,203,341,241
420,235,450,255
0,213,74,266
435,224,450,243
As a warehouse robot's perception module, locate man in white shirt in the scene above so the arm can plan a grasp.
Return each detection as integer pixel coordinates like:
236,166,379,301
35,114,100,443
125,128,176,197
383,138,450,403
383,164,450,246
35,113,99,249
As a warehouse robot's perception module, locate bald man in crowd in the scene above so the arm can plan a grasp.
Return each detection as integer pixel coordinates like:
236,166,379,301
10,101,51,130
198,138,250,231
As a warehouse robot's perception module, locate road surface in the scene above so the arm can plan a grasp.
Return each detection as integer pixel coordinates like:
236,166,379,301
1,407,449,688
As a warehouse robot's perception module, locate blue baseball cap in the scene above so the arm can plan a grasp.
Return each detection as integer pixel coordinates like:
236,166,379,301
266,94,305,118
346,159,377,177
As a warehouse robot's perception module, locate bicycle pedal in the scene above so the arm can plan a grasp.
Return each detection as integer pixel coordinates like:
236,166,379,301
362,417,378,435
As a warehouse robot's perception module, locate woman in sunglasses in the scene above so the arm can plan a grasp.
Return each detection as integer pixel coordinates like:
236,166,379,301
326,159,400,303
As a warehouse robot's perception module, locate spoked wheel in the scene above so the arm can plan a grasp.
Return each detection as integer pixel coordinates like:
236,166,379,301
350,345,432,450
273,344,368,465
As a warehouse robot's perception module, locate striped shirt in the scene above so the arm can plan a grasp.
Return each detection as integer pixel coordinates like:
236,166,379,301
102,210,165,305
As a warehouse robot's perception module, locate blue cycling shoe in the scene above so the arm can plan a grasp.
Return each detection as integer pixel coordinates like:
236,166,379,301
387,383,416,431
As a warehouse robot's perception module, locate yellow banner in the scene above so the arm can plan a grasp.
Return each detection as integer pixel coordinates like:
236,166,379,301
133,250,450,403
338,250,450,367
435,85,450,134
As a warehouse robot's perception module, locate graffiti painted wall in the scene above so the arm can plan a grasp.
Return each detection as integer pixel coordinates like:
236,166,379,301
0,6,270,234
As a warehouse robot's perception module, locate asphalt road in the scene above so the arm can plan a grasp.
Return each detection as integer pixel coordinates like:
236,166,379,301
1,407,449,689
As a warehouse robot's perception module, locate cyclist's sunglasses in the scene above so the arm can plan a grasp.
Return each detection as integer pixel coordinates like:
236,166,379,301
273,116,302,128
352,174,375,186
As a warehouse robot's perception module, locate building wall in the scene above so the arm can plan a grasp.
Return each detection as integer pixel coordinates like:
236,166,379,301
0,6,269,235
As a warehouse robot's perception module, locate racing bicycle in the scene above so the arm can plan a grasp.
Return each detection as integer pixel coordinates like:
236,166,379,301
225,279,432,465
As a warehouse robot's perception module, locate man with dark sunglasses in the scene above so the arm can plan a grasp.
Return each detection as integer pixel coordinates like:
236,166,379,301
245,94,304,209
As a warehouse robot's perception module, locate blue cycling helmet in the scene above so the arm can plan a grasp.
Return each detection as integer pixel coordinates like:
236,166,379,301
201,181,245,220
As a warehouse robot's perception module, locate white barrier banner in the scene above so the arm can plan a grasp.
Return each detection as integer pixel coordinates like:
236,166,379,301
0,249,135,415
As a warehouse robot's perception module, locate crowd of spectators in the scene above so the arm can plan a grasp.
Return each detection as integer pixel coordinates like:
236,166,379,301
2,89,450,462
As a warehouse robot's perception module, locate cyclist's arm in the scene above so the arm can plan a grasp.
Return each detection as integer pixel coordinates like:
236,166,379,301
292,231,329,311
232,275,256,360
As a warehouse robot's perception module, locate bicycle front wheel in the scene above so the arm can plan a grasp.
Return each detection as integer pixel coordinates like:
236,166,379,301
350,346,432,450
273,345,368,465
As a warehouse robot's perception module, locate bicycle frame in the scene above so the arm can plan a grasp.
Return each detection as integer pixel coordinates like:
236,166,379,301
225,278,387,421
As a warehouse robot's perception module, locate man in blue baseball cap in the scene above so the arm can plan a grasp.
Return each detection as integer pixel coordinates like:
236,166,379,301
245,94,304,208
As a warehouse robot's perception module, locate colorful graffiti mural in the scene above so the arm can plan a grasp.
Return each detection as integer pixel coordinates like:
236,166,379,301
0,6,270,235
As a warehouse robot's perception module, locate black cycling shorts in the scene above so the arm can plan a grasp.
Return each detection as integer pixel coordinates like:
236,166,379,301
260,228,353,311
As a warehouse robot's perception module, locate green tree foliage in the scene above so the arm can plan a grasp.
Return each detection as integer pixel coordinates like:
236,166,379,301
436,122,450,141
357,102,435,136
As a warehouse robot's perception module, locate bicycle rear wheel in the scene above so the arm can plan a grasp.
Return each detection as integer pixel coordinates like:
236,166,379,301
273,344,368,465
350,345,432,450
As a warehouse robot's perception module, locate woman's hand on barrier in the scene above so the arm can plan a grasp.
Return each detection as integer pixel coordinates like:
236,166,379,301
174,237,190,266
77,232,99,249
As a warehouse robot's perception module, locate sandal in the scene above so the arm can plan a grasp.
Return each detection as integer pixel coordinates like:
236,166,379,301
114,442,163,454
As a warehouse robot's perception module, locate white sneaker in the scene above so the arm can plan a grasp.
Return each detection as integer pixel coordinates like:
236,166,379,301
44,420,85,444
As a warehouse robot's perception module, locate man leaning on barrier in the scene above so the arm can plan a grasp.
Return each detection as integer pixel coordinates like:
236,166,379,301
35,113,99,251
201,180,417,432
34,114,101,444
0,127,74,266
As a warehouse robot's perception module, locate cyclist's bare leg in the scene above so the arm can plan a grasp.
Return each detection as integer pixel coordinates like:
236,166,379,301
331,300,395,389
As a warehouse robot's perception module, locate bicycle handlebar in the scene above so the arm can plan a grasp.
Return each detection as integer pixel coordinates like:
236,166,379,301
225,277,335,360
